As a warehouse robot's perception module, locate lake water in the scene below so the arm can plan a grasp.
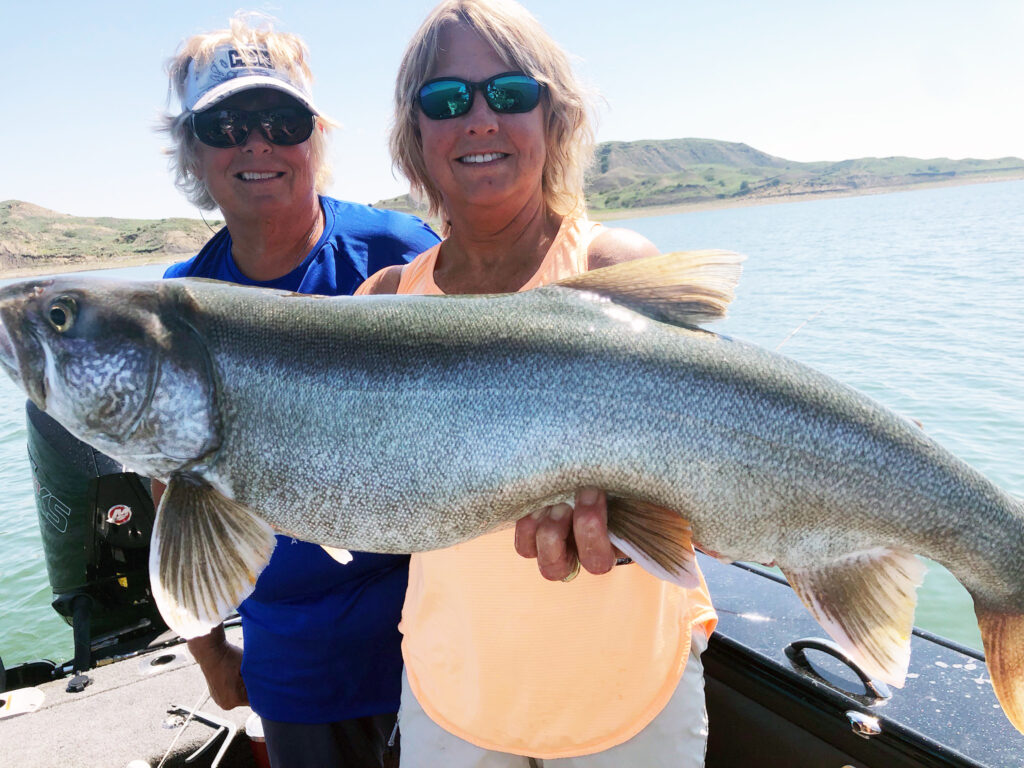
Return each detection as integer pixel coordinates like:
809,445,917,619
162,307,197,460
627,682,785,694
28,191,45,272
1,181,1022,666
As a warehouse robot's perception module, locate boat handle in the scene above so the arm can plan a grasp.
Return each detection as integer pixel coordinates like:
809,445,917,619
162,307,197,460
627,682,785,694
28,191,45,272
784,637,892,700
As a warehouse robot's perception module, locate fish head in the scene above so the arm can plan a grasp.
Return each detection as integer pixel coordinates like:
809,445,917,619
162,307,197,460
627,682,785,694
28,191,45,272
0,278,219,477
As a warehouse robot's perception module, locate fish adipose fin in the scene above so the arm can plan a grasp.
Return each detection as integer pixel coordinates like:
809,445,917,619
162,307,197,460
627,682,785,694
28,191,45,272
553,250,745,328
976,605,1024,734
781,547,926,688
150,475,277,639
605,497,700,588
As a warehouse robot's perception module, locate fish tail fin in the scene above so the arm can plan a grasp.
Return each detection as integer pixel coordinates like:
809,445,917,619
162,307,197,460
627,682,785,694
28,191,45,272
976,603,1024,734
150,474,277,639
605,496,700,588
552,249,745,327
780,547,926,688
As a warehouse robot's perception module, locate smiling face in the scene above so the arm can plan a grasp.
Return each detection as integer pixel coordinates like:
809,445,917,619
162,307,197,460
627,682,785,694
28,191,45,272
194,89,319,221
417,23,547,218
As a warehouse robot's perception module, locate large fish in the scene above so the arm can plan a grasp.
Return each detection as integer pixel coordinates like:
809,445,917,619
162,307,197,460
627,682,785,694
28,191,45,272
0,252,1022,733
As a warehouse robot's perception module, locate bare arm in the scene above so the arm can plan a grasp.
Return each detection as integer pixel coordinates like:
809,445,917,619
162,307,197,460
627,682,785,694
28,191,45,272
587,226,661,269
356,264,404,295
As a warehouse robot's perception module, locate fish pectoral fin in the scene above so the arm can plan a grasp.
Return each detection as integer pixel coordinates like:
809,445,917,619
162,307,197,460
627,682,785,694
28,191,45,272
976,604,1024,734
780,547,926,688
322,546,353,564
150,474,277,639
605,497,700,588
552,249,745,328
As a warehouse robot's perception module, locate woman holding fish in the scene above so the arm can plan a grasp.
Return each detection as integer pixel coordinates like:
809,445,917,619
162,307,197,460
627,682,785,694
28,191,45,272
359,1,717,764
3,0,1022,749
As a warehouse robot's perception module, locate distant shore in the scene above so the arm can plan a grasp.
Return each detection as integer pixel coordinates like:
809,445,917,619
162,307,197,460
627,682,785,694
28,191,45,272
3,173,1022,279
589,172,1024,222
0,253,182,280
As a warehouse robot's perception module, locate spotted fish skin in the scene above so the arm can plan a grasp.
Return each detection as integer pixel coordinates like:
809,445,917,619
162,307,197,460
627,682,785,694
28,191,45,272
0,252,1022,734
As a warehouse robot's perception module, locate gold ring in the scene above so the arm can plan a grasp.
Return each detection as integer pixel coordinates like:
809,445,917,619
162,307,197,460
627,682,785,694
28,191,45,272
560,558,581,583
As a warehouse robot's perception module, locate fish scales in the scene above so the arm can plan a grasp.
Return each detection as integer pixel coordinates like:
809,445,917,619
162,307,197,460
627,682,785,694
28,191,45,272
177,281,1020,592
1,251,1023,733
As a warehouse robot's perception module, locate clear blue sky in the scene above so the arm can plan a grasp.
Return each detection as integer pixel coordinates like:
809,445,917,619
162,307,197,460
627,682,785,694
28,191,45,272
4,0,1022,220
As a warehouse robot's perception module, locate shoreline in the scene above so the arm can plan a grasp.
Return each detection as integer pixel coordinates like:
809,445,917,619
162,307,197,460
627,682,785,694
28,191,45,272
3,174,1022,278
588,172,1024,222
0,253,182,280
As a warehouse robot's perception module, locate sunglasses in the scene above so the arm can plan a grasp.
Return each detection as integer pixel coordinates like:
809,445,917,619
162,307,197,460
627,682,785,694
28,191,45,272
191,106,316,148
417,72,543,120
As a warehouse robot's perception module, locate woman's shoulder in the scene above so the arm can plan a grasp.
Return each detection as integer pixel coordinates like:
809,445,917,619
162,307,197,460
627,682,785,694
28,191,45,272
356,263,406,295
586,225,660,270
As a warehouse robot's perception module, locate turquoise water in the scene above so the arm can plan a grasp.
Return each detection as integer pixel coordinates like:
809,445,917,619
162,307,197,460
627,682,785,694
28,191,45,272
1,181,1021,665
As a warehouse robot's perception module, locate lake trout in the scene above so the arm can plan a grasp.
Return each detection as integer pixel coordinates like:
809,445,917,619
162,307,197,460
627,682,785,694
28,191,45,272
0,251,1022,734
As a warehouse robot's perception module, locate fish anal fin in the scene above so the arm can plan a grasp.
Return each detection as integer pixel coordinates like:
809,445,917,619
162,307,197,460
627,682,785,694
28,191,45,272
976,606,1024,734
150,474,276,639
552,249,745,328
781,547,926,688
605,496,699,589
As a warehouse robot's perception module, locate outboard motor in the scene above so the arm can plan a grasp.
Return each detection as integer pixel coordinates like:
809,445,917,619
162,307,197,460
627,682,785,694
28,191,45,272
24,401,168,691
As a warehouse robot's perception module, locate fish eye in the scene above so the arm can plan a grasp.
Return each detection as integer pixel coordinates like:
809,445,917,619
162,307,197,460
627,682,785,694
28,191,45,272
47,297,77,332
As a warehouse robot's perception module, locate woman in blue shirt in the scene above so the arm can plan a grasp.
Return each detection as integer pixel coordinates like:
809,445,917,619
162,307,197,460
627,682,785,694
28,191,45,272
155,14,438,768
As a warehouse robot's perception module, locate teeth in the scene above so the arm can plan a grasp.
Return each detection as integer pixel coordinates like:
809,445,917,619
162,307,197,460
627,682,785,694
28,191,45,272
239,172,280,180
460,153,506,164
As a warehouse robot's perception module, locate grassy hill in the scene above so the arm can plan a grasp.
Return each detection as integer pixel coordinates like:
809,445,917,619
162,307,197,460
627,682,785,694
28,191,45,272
587,138,1024,210
376,138,1024,215
0,200,221,277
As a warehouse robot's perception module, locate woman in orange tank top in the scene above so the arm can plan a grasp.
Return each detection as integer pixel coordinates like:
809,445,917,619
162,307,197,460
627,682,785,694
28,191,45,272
359,1,716,765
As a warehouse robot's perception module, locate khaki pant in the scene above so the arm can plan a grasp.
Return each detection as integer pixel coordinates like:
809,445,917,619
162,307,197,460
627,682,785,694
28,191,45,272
399,632,708,768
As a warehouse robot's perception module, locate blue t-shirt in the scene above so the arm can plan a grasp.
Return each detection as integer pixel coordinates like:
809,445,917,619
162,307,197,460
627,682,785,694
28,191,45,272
165,196,439,722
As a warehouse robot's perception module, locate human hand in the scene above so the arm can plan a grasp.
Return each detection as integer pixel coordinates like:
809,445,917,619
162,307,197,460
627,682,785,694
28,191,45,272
514,488,623,581
186,624,249,710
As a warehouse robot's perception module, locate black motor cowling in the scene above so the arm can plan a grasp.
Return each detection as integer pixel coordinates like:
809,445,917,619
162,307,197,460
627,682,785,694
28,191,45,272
24,400,168,685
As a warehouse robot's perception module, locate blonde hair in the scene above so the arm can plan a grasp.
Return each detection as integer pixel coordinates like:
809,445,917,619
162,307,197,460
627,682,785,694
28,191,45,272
390,0,595,225
159,11,333,211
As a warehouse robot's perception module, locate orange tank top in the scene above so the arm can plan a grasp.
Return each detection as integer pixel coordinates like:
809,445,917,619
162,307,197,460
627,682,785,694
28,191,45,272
362,215,716,758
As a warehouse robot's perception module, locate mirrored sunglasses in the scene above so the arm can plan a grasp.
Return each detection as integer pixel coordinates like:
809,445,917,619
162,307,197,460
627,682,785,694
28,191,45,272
190,106,316,148
417,72,543,121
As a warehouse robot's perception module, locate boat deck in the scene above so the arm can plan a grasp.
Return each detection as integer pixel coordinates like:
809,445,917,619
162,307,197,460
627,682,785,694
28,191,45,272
0,626,259,768
5,560,1024,767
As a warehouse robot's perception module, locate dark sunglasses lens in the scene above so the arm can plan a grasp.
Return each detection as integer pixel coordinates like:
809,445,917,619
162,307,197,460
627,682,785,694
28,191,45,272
192,107,314,147
260,108,315,145
485,75,541,113
419,80,472,120
192,110,249,148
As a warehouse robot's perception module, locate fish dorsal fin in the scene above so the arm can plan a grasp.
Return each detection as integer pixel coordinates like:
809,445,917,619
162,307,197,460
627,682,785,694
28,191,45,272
150,474,277,639
552,249,745,328
780,547,927,688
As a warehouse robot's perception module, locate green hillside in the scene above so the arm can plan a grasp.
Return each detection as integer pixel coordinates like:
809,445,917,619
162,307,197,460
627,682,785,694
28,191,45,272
0,200,220,277
586,138,1024,211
